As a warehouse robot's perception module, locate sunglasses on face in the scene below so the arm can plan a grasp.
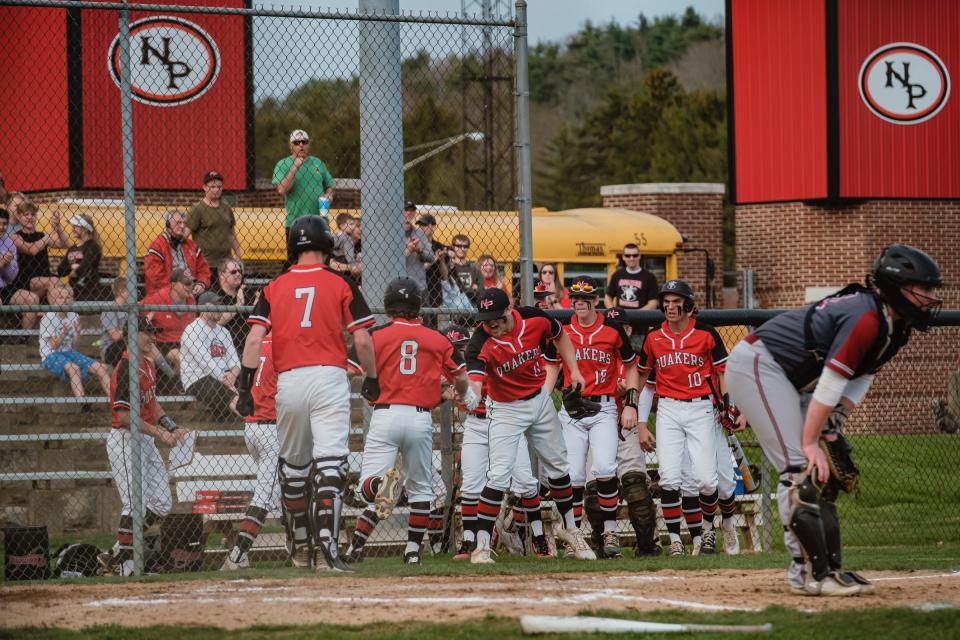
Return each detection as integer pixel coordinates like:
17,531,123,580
292,140,309,146
541,269,555,275
454,243,469,249
226,268,242,275
623,253,640,259
570,282,596,293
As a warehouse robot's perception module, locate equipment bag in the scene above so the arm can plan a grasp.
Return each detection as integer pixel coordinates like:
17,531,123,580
3,526,51,581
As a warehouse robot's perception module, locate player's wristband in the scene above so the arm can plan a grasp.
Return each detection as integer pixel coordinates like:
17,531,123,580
237,365,257,392
623,388,640,410
158,415,178,433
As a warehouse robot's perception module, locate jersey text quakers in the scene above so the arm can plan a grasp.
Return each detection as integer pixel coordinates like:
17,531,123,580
247,335,278,424
351,319,465,409
110,354,158,429
248,264,374,373
465,307,562,402
555,314,633,396
638,319,728,400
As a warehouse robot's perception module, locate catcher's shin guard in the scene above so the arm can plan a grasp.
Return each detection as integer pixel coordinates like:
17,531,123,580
786,474,831,581
583,480,605,543
310,456,353,572
819,497,843,571
279,458,313,559
621,471,659,554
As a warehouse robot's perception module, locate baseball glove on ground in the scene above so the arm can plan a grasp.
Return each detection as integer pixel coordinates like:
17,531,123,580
562,384,601,420
819,432,860,494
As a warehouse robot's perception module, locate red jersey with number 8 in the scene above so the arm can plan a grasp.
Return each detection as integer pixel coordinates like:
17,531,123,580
637,319,728,400
350,319,465,409
248,264,374,373
247,336,278,424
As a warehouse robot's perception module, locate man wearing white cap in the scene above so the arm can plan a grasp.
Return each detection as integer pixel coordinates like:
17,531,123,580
272,129,336,231
56,212,103,300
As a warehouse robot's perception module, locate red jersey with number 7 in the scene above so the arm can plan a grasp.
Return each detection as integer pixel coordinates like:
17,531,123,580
247,335,277,424
349,319,465,409
637,319,728,400
248,264,374,373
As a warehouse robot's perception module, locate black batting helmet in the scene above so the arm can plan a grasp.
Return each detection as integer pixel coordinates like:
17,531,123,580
287,215,333,259
384,277,422,318
658,279,696,312
441,323,472,346
871,244,943,331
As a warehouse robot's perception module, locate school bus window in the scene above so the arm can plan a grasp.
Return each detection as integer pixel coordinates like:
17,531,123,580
562,263,608,290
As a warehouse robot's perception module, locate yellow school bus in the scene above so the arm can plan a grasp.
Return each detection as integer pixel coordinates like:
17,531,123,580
39,201,683,289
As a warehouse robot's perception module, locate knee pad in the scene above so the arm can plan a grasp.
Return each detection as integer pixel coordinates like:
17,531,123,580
785,474,830,580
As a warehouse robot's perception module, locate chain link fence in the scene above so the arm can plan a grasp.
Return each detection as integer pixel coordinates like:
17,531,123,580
1,0,958,581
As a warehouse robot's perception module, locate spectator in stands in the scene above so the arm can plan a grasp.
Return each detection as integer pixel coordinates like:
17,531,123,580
538,263,571,308
448,233,482,303
9,200,69,335
533,280,559,310
141,267,198,376
0,208,20,306
417,213,449,315
403,201,434,292
186,170,241,276
5,191,24,234
477,253,506,292
100,276,178,375
56,213,103,301
329,213,361,281
272,129,335,231
211,257,254,355
180,291,241,420
40,285,111,407
0,172,8,210
605,242,658,310
145,209,211,295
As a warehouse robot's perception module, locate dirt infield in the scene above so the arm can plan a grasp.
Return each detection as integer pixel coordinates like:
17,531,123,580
2,569,959,630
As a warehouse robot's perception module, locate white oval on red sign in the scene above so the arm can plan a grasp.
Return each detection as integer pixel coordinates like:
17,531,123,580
108,16,221,107
859,42,950,125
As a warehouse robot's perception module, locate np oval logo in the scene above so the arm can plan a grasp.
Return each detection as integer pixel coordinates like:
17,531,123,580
108,16,220,107
859,42,950,125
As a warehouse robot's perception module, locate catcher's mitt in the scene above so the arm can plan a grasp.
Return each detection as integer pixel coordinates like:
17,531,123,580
819,432,860,494
562,384,601,420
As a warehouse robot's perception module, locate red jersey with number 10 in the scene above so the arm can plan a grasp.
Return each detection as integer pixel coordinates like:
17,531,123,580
637,319,728,400
350,319,465,409
247,336,277,424
248,264,374,373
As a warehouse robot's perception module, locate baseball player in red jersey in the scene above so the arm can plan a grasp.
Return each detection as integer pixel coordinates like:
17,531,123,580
581,306,661,558
441,324,550,561
100,317,190,576
464,288,592,563
543,277,640,559
636,280,742,557
236,216,378,573
345,278,471,565
221,334,281,570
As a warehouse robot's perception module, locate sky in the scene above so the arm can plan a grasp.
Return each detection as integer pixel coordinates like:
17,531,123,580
252,1,724,99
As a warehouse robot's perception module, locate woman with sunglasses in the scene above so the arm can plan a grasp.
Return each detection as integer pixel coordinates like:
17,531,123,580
212,257,256,355
56,213,103,300
538,263,570,309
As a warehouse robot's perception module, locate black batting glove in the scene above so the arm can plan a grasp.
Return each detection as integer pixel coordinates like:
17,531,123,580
235,365,257,417
361,376,381,402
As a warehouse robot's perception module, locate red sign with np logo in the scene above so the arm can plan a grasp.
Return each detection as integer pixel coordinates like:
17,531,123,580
82,0,251,190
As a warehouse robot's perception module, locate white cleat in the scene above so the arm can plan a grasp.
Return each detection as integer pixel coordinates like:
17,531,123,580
291,547,313,569
470,546,496,565
722,522,740,555
375,468,402,520
556,527,597,560
220,549,250,571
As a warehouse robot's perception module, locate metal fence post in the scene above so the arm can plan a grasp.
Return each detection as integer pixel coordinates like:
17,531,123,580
358,0,405,312
513,0,533,306
117,5,145,576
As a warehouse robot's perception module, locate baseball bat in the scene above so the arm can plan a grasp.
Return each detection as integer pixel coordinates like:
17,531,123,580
727,432,758,492
705,375,757,493
520,615,773,635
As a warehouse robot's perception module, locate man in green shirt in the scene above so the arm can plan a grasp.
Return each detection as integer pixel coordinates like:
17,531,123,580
187,170,241,272
271,129,335,229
